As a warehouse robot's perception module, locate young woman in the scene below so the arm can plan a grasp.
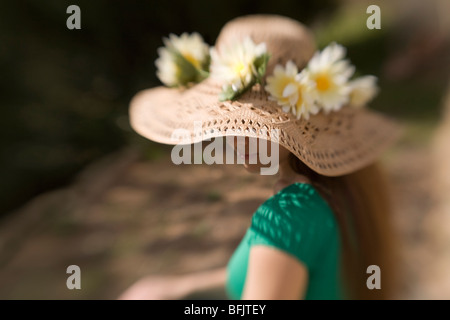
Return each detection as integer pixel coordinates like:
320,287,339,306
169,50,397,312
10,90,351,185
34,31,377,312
121,14,402,300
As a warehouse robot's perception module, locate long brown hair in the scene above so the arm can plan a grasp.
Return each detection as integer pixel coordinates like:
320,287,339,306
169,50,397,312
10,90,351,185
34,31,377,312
289,153,398,299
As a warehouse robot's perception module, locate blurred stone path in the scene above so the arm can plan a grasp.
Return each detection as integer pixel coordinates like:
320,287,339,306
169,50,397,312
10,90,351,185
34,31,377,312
0,125,445,299
0,148,275,299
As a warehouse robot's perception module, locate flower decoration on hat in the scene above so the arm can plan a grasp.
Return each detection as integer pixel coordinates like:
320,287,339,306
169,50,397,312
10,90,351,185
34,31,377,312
348,75,379,107
265,61,320,120
306,42,355,112
266,42,379,119
210,37,270,101
155,32,210,87
155,32,379,120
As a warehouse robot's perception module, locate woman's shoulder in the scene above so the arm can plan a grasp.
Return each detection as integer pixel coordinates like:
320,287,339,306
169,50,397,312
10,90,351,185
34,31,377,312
258,182,335,222
251,182,337,235
248,182,339,268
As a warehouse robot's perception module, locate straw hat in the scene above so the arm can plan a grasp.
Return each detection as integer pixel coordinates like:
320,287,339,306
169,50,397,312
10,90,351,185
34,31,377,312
130,14,402,176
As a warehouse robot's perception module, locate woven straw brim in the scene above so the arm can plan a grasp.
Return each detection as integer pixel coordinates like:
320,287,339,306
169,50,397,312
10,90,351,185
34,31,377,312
130,77,403,177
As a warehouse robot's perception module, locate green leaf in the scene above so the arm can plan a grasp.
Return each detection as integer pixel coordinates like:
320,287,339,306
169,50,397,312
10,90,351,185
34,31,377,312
219,79,257,102
201,53,211,73
196,69,210,82
254,53,271,83
219,85,237,101
168,47,210,87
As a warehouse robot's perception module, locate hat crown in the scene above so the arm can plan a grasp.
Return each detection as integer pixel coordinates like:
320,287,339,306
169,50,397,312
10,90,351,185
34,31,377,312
215,15,316,75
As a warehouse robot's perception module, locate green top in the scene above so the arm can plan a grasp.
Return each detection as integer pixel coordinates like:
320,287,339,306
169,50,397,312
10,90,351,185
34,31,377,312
226,182,344,300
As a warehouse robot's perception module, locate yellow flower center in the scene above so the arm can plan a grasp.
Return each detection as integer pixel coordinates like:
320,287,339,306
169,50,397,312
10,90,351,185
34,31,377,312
316,74,331,92
183,53,201,69
233,62,246,75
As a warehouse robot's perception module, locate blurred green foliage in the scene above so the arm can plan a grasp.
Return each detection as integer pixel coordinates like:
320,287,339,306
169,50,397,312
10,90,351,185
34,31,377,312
0,0,337,215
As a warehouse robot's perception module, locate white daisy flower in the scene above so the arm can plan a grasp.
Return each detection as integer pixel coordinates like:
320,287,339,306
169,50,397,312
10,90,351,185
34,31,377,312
210,37,267,100
156,47,179,87
307,42,355,112
349,75,379,107
265,61,318,120
155,32,210,87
